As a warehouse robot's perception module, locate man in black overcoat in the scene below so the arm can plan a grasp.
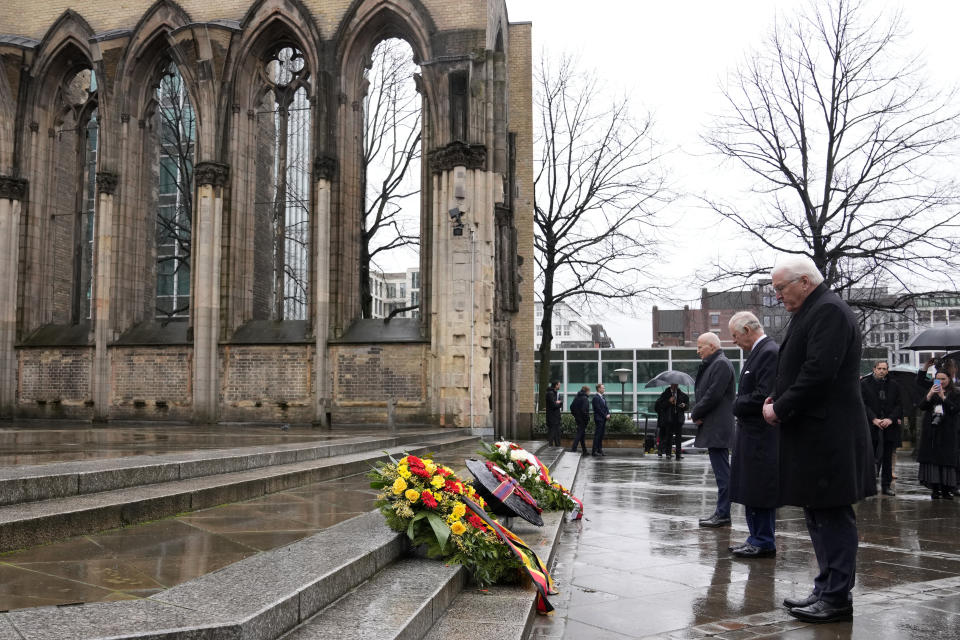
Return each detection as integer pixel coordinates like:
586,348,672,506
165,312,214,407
860,361,903,496
569,386,590,455
591,383,610,456
545,381,563,446
727,311,779,558
762,256,875,624
655,384,688,459
691,332,735,527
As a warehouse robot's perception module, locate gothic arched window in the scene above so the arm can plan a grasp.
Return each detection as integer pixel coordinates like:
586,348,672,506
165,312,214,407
153,63,195,319
51,67,98,323
253,45,311,321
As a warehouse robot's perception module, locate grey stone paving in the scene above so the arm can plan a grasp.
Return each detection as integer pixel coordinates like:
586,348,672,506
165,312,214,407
530,453,960,639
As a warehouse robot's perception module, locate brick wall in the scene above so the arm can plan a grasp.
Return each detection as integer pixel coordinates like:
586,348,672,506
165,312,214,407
110,347,191,403
508,22,534,416
218,345,313,422
332,344,426,404
18,347,92,401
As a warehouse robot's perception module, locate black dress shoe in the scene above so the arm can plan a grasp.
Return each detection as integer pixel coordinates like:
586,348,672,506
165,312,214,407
788,599,853,623
698,514,731,528
783,593,819,609
732,543,776,558
728,543,749,553
881,487,896,496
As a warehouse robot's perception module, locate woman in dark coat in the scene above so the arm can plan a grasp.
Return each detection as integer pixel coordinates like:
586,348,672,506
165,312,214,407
916,370,960,499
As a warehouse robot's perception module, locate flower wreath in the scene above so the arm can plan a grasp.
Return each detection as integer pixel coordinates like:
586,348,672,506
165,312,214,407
479,441,583,519
369,453,557,612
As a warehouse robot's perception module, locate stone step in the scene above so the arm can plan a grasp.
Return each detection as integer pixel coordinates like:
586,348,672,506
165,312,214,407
279,558,467,640
0,441,576,640
0,433,479,552
0,430,464,507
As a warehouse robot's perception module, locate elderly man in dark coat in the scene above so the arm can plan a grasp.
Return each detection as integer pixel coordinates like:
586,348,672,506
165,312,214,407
691,332,735,527
727,311,779,558
762,256,875,624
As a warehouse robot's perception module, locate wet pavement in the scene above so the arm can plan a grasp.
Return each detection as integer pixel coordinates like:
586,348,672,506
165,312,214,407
531,453,960,639
2,432,959,638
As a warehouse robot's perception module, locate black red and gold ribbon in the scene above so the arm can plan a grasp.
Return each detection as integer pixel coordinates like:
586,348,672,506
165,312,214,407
464,498,558,614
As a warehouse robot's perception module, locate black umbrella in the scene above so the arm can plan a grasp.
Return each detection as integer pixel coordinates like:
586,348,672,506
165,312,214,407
465,458,543,526
644,370,695,388
905,327,960,351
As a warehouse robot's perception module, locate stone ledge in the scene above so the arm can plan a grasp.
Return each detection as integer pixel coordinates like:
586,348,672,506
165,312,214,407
0,430,467,506
3,511,405,640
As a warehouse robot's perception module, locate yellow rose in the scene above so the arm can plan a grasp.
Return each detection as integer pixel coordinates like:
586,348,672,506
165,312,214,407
405,489,420,503
451,521,467,536
392,477,407,495
424,462,436,475
397,465,411,479
430,475,445,489
452,502,466,519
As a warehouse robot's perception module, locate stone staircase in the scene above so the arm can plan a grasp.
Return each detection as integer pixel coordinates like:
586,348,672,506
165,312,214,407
0,430,478,552
0,439,579,640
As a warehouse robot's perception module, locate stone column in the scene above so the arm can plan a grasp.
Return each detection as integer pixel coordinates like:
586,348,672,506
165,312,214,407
0,176,27,418
313,155,336,426
192,162,229,424
91,172,118,421
427,142,496,428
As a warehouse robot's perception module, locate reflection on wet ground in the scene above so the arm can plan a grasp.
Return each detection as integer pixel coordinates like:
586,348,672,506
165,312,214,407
0,423,405,466
0,440,482,611
532,454,960,639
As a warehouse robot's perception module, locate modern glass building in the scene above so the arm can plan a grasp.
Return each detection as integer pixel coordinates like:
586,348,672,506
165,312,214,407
535,346,888,416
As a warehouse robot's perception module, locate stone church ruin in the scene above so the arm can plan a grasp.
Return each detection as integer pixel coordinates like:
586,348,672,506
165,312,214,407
0,0,534,433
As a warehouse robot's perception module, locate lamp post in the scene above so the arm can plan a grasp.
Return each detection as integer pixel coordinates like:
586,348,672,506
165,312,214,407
613,368,631,414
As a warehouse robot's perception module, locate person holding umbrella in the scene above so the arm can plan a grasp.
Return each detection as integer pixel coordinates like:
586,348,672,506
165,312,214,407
654,382,688,459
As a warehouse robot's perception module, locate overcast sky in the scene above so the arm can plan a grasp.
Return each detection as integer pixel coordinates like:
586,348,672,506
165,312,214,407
505,0,960,347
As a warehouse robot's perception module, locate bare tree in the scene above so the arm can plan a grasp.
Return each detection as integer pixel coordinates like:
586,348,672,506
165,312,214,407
361,38,421,319
535,55,667,409
155,65,195,321
703,0,960,310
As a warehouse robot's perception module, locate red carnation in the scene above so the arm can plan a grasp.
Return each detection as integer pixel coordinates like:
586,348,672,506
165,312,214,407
467,514,486,530
444,479,463,494
407,456,425,467
411,466,431,478
437,468,452,476
421,492,438,508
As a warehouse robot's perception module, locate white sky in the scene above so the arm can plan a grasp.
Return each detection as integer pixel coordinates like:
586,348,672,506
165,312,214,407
505,0,960,347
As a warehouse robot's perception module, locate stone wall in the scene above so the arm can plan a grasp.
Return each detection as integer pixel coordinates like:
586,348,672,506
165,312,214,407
17,347,93,418
219,345,314,423
331,343,428,423
109,347,192,420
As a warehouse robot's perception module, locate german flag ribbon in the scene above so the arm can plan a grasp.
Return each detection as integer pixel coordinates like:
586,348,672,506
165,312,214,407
464,499,557,614
486,462,542,512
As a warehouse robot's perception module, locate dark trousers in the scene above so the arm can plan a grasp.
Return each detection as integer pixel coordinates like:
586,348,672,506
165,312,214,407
804,505,858,606
658,424,683,457
708,448,730,518
877,439,896,489
570,418,588,452
546,413,562,446
745,505,777,550
592,419,606,453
